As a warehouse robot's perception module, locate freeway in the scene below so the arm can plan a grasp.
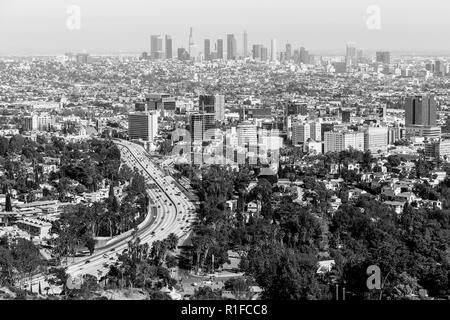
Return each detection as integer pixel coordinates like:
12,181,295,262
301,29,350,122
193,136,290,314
27,139,196,293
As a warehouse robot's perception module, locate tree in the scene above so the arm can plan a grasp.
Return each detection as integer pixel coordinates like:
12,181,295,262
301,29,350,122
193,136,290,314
387,155,401,167
224,277,250,299
5,193,12,212
11,238,42,287
165,233,179,251
191,286,223,300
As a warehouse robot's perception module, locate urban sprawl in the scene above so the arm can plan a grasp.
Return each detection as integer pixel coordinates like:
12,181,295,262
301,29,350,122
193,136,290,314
1,29,450,300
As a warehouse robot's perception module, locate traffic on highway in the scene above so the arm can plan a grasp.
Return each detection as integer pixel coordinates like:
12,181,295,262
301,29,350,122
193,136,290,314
27,139,196,293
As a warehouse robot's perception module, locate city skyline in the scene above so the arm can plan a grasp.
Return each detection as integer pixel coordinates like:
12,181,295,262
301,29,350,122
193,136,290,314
2,0,450,55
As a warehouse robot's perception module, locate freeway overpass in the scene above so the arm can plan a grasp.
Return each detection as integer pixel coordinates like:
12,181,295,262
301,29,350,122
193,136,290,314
26,139,196,293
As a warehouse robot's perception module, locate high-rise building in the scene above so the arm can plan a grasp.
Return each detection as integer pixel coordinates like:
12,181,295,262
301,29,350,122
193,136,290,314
199,94,225,121
345,42,357,67
253,44,262,60
285,43,292,61
217,39,224,59
292,123,310,145
189,113,216,142
24,115,38,131
424,139,450,159
243,31,248,57
270,38,277,61
310,122,322,141
356,49,364,63
188,27,194,58
150,35,163,59
128,112,159,142
376,51,391,64
364,127,388,154
261,47,268,61
299,47,309,64
237,122,258,148
204,39,211,61
227,34,237,60
324,131,364,153
405,95,437,126
435,60,444,76
165,35,172,59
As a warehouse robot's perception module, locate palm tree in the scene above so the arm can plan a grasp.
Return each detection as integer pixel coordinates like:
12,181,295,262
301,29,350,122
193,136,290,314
166,233,179,251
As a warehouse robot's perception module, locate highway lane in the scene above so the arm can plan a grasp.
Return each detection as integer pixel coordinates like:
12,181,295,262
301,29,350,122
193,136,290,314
27,139,196,293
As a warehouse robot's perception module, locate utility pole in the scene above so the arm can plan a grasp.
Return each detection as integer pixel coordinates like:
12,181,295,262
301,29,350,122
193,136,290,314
343,287,346,300
336,284,339,300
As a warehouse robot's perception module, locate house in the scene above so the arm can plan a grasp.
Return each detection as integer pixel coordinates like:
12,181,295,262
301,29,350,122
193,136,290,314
329,196,342,212
16,217,52,239
317,260,335,274
383,200,406,215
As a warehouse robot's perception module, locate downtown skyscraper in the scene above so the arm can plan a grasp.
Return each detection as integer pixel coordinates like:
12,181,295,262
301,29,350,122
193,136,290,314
285,43,292,61
150,35,163,59
217,39,224,59
243,31,248,57
271,38,277,61
204,39,211,61
165,35,172,59
227,34,237,60
405,95,437,127
345,42,357,67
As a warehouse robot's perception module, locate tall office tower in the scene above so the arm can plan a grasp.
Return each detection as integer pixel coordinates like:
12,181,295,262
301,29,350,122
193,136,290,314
292,123,311,145
252,44,262,60
293,49,300,64
299,47,309,64
227,34,237,60
261,47,268,61
364,127,388,154
150,35,163,59
345,42,357,67
190,113,216,142
204,39,211,61
24,114,39,131
356,49,364,63
188,27,194,58
285,43,292,61
217,39,224,59
405,95,437,126
376,51,391,64
243,31,248,57
270,38,277,61
435,60,444,76
310,122,322,141
128,112,159,142
324,131,364,153
237,122,258,148
214,94,225,121
199,94,225,121
165,35,172,59
424,139,450,159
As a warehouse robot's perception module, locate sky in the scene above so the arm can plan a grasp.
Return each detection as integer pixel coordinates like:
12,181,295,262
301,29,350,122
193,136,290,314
1,0,450,55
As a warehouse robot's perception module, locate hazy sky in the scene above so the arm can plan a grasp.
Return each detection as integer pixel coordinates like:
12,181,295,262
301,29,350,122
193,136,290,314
1,0,450,55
